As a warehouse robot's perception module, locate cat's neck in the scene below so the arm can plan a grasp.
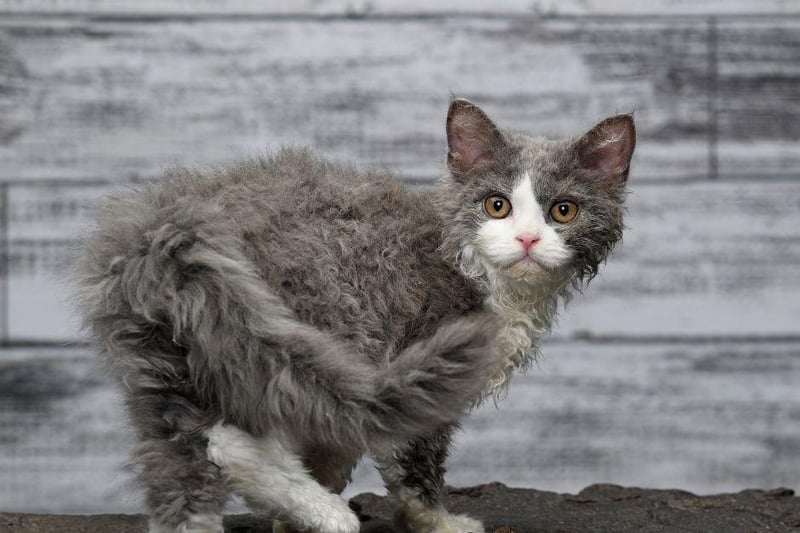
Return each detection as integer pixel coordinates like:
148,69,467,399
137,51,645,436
477,263,573,400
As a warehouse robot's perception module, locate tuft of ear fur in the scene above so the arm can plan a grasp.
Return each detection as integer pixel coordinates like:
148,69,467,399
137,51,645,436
446,98,506,176
575,113,636,184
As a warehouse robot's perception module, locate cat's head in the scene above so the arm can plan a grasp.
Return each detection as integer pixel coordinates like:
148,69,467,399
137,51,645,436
437,98,634,291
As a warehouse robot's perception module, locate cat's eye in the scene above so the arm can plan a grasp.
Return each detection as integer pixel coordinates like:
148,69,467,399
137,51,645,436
550,200,579,223
483,195,512,219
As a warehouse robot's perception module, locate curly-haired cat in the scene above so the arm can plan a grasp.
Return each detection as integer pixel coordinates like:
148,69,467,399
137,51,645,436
75,99,635,533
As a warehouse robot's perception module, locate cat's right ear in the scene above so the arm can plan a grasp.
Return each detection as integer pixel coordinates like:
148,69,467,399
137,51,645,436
446,99,506,176
575,113,636,185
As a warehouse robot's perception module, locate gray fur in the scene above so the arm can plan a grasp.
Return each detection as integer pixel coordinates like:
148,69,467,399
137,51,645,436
378,424,455,507
74,98,634,530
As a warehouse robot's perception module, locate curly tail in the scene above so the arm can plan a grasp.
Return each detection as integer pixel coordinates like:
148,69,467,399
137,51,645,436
76,198,498,452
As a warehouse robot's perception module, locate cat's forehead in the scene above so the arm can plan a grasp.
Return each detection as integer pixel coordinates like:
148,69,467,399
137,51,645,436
478,134,572,192
513,135,573,181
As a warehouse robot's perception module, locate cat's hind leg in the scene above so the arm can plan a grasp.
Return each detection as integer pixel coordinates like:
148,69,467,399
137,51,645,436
128,394,229,533
205,422,361,533
378,427,484,533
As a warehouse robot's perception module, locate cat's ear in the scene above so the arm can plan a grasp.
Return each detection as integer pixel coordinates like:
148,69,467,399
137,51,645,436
446,99,506,176
575,114,636,184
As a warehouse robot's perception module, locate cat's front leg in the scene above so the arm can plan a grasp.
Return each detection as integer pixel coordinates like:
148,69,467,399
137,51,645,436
377,426,484,533
205,423,360,533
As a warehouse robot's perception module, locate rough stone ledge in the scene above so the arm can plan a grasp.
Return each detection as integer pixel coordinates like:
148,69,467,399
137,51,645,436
2,483,800,533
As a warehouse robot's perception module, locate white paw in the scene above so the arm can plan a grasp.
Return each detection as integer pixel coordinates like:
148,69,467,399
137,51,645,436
432,512,485,533
302,493,361,533
148,513,224,533
396,505,485,533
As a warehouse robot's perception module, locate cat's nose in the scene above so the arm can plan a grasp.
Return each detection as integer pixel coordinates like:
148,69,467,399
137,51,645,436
516,234,540,252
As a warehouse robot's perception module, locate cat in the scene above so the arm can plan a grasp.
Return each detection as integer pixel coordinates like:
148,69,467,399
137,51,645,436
75,98,634,533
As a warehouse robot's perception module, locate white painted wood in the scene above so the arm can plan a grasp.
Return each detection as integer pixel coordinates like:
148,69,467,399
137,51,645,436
1,17,798,184
450,338,800,494
0,0,797,17
0,347,138,513
557,179,800,339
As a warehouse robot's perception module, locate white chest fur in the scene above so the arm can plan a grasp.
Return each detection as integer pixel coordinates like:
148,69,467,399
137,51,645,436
481,269,569,399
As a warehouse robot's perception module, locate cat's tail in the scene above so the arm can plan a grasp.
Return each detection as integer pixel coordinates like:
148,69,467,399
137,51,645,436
77,197,499,452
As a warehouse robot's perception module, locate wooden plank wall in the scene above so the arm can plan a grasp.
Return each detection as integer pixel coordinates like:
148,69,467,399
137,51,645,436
0,0,799,514
0,13,799,185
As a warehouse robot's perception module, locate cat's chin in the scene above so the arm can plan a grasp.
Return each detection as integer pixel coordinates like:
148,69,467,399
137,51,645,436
499,257,551,282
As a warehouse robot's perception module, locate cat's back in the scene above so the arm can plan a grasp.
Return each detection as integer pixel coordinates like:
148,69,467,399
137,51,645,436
209,149,482,355
209,148,418,234
80,148,477,357
216,150,474,352
85,147,413,251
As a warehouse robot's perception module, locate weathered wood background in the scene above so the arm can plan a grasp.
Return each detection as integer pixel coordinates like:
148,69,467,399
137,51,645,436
1,0,799,514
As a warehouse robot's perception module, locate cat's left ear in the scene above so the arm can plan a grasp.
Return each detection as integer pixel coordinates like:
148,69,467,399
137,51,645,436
575,114,636,185
446,98,507,176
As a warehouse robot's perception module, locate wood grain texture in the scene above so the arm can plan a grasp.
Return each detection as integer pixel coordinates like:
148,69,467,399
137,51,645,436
454,339,800,495
0,347,135,514
1,16,799,185
0,0,797,17
2,341,798,513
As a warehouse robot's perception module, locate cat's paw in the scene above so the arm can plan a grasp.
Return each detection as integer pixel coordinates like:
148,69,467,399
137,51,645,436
273,519,358,533
301,495,361,533
428,512,485,533
433,511,484,533
395,504,484,533
148,513,224,533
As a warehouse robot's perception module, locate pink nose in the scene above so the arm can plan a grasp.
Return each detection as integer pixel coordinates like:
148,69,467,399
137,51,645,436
516,234,540,252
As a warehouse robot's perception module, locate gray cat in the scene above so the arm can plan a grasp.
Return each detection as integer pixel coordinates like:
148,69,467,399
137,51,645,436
75,99,634,533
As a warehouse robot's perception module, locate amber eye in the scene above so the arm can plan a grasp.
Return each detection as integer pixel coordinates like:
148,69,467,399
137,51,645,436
550,200,579,223
483,195,512,219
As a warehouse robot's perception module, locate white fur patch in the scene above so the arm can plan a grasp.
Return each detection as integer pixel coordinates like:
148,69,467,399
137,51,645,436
148,513,223,533
475,173,572,274
395,494,485,533
205,422,360,533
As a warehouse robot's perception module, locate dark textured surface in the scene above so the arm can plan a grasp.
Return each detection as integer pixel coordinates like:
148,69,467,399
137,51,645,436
3,483,800,532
